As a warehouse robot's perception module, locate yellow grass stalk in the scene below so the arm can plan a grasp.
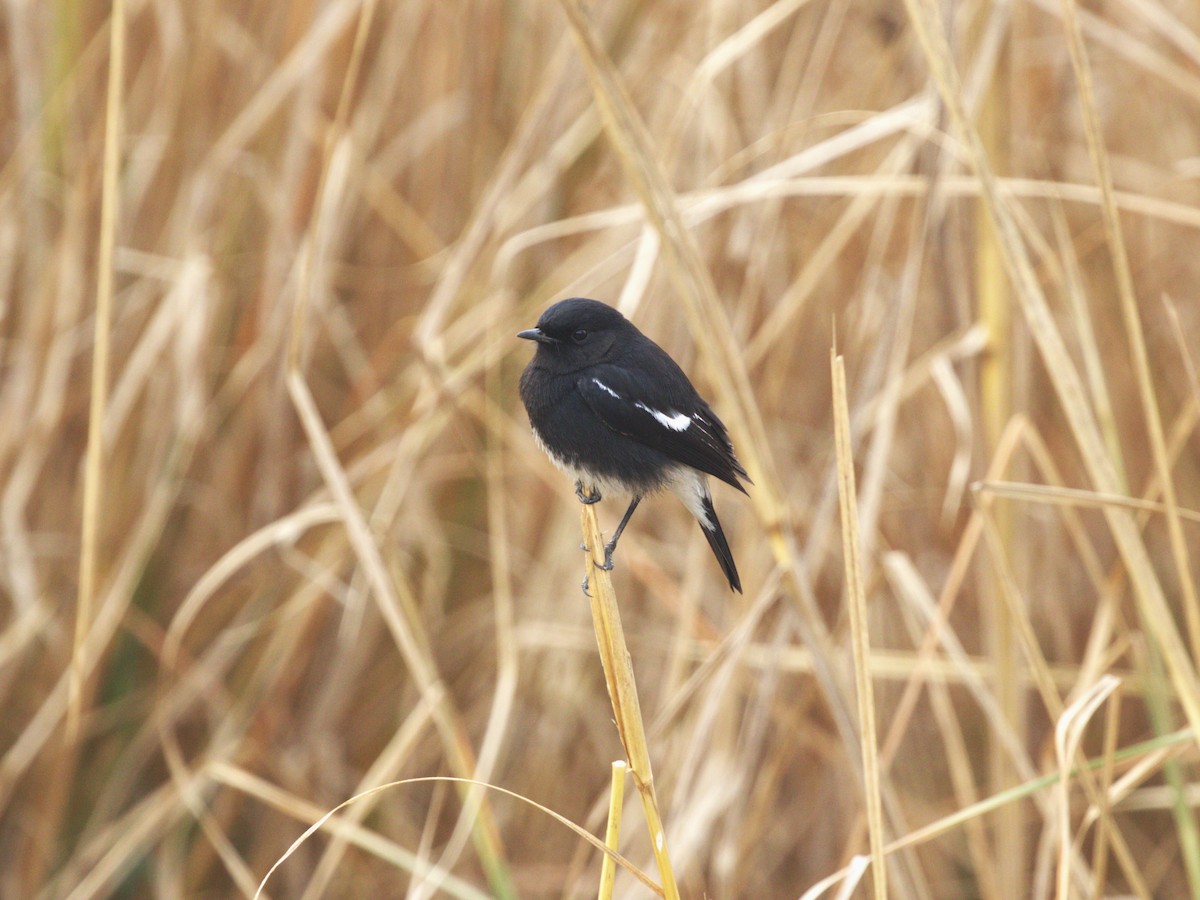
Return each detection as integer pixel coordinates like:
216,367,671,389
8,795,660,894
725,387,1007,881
53,0,126,890
971,13,1026,895
70,0,125,740
831,352,887,900
579,493,678,900
599,761,627,900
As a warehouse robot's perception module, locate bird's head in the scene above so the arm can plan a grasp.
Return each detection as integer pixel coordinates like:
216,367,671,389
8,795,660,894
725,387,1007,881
517,298,629,372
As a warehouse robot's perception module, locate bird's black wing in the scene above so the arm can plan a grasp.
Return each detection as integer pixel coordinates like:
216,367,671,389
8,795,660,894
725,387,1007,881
577,366,749,492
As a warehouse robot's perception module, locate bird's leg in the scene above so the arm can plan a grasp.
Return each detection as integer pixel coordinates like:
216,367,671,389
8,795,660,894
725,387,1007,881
599,496,642,571
575,480,602,505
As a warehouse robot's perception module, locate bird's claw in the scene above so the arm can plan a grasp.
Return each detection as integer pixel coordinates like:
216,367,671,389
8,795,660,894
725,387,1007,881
574,480,602,505
599,543,616,572
581,575,591,597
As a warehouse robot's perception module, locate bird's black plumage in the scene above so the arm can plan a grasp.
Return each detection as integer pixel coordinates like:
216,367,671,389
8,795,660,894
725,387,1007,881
517,297,749,592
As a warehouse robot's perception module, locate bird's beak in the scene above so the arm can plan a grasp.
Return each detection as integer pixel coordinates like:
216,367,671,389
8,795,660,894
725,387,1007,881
517,327,559,345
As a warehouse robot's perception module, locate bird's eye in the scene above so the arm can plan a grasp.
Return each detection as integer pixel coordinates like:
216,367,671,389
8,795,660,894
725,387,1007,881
572,329,589,344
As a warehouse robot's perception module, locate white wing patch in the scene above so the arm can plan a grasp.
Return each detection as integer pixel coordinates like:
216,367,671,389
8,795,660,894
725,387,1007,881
635,402,692,432
592,378,620,399
593,377,692,432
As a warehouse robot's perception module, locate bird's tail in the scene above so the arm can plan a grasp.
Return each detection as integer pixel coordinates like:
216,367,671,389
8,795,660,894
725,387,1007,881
699,495,741,593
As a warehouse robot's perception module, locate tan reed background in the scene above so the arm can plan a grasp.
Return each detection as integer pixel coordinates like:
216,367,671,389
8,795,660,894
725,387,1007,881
4,0,1200,897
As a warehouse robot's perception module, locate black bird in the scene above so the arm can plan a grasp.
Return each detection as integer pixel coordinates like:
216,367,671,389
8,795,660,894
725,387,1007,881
517,298,749,592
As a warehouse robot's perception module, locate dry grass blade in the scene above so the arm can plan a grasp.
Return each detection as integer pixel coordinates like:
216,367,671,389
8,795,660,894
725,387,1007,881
1053,675,1121,899
829,855,870,900
230,770,658,899
1090,686,1123,897
976,480,1200,524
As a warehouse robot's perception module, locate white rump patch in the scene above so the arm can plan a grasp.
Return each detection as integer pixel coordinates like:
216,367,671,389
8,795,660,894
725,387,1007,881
592,378,620,398
666,468,714,530
635,402,691,432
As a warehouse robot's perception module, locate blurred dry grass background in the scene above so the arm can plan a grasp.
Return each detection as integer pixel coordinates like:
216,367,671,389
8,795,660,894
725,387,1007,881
4,0,1200,896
